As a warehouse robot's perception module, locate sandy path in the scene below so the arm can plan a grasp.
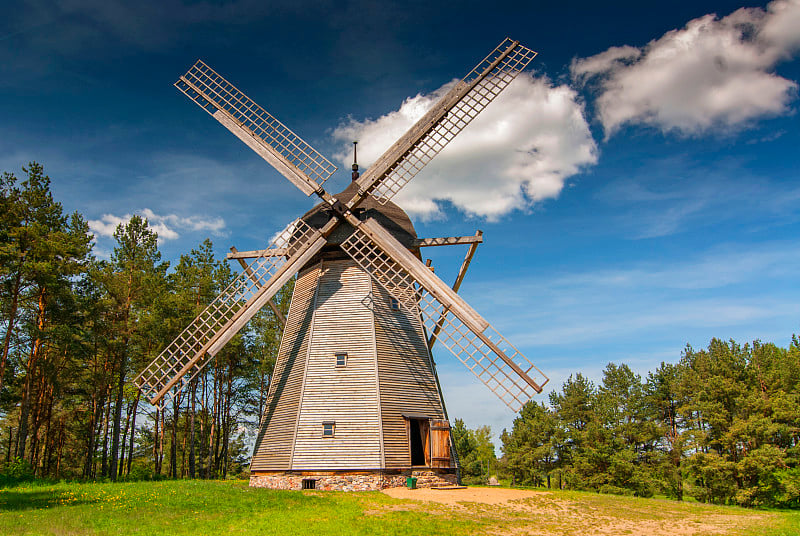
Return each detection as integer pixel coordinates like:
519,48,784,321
380,486,772,536
382,486,546,506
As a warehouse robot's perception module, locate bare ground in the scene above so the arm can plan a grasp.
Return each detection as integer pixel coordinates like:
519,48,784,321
381,487,776,536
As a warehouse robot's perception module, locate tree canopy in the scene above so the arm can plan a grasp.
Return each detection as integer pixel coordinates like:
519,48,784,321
498,340,800,507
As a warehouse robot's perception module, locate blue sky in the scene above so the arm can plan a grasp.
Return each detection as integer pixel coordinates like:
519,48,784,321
2,0,799,443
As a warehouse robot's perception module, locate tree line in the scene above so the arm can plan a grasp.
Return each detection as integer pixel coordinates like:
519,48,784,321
454,338,799,508
1,163,288,481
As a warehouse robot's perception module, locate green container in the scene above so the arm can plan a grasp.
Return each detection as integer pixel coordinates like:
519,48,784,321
406,477,417,489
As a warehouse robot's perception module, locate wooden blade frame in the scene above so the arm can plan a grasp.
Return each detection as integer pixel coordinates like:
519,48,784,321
413,235,483,248
175,60,337,196
148,39,546,410
341,218,548,412
135,219,328,405
230,246,287,330
352,38,537,207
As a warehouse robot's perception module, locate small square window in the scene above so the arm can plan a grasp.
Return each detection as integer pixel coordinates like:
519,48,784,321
335,353,347,367
390,297,400,310
322,422,335,437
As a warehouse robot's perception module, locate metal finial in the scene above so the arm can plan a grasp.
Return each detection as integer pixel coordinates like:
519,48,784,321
351,141,359,181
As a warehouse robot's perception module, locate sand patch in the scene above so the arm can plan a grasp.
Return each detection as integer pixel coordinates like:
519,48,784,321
380,487,774,536
382,486,548,507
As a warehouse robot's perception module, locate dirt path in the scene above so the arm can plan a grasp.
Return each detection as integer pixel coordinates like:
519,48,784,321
380,486,775,536
383,486,546,506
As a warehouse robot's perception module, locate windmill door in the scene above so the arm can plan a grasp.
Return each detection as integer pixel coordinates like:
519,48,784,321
408,418,430,466
430,419,451,468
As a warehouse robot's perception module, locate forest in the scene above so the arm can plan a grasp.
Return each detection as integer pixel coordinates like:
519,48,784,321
454,337,800,508
1,163,289,483
1,163,798,510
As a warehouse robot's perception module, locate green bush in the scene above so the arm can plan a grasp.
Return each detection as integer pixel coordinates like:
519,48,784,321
599,484,634,496
0,457,34,485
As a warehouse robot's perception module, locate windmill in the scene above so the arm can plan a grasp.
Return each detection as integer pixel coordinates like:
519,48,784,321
135,38,549,490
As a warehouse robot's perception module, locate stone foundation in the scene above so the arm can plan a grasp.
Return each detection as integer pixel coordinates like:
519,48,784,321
249,470,458,491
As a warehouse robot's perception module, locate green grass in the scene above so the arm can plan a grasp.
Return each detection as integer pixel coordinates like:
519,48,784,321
0,479,480,535
0,479,795,535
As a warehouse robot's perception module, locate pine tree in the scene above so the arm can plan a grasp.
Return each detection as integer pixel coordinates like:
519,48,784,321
101,215,167,481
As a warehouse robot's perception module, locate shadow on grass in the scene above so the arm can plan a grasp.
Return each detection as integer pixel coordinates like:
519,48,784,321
0,489,98,511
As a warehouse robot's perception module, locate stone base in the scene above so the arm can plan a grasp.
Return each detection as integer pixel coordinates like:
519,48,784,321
249,470,458,491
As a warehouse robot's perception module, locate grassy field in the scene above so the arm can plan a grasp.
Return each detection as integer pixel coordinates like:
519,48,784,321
0,479,797,535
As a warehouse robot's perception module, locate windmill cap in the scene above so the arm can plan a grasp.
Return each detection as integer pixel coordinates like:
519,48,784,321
299,182,418,266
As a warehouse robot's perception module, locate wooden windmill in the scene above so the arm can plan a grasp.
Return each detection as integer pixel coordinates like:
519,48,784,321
135,38,549,490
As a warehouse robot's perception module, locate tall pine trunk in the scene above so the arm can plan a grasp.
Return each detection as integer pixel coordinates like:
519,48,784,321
55,416,66,478
170,392,180,478
108,352,126,481
152,405,160,476
118,398,134,478
126,390,140,476
16,287,47,461
101,395,111,477
189,380,196,478
222,369,232,477
207,367,217,478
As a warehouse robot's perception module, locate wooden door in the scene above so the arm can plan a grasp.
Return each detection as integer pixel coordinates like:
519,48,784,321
430,419,451,468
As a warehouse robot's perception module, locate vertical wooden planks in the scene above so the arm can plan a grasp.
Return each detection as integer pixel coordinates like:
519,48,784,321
430,419,451,469
372,280,447,468
291,261,382,469
250,265,320,471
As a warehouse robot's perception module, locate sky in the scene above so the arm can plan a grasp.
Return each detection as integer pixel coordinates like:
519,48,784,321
2,0,799,448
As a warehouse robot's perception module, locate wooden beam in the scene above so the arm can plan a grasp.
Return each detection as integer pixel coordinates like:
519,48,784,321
230,247,286,330
413,235,483,248
213,111,320,196
227,248,287,259
428,231,482,350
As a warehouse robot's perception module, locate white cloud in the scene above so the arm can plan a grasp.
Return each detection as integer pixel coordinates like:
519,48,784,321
140,208,226,234
571,0,800,136
88,214,131,239
88,209,226,242
332,73,597,220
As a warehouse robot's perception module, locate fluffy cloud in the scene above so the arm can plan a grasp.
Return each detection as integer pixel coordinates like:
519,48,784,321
332,73,597,220
571,0,800,136
89,209,226,242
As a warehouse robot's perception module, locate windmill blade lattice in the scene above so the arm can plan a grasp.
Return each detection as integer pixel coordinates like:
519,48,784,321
341,222,548,412
135,219,322,405
417,295,545,412
356,38,537,205
176,60,337,196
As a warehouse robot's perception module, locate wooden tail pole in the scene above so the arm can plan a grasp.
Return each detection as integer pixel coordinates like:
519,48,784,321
428,230,482,350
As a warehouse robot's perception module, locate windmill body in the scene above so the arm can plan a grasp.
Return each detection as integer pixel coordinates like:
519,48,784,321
250,184,456,489
136,38,550,491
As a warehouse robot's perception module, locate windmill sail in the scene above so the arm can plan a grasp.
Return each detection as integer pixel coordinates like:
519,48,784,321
144,37,546,415
341,219,548,412
135,219,327,405
353,38,537,206
176,60,337,196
